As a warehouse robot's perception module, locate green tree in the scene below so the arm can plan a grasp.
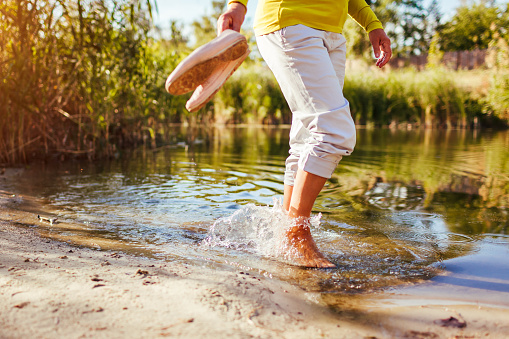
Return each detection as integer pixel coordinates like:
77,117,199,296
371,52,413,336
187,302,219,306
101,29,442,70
396,0,426,56
437,1,504,51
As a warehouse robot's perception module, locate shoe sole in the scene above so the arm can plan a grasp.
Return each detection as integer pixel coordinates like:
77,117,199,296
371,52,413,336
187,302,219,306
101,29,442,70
166,34,249,95
185,48,250,112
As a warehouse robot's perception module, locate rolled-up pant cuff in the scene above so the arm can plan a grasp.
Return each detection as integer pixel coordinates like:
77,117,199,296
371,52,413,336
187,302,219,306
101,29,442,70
284,153,341,186
300,152,340,179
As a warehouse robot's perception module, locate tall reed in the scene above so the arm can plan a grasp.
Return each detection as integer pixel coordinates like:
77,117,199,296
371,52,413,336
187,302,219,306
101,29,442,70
214,65,290,125
213,66,500,129
344,68,471,128
0,0,179,164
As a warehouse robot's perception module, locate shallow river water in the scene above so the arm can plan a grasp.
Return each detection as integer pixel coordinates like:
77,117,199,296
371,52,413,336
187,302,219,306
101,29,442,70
4,127,509,301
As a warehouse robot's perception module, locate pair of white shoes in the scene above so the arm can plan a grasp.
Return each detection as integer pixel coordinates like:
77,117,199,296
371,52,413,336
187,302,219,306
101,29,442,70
165,30,250,112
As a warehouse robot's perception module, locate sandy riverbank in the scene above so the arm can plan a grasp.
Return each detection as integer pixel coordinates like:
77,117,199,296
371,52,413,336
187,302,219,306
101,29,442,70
1,190,509,338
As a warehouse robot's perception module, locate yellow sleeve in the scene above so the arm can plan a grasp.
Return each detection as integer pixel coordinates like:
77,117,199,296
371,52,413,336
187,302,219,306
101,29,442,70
348,0,383,33
228,0,248,7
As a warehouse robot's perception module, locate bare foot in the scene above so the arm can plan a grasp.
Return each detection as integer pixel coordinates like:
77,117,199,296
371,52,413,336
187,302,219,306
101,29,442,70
284,224,335,268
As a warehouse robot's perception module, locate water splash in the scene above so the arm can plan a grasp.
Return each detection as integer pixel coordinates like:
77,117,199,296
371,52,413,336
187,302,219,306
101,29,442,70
202,198,322,264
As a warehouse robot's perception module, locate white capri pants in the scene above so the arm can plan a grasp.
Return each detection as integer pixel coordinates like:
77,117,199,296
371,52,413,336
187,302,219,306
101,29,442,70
256,24,356,186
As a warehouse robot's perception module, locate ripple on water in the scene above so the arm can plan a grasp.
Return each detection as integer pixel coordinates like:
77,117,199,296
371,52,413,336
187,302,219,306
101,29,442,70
443,233,475,243
480,233,509,244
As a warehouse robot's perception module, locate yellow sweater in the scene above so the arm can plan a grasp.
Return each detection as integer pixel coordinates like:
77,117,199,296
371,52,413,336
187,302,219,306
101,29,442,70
230,0,383,36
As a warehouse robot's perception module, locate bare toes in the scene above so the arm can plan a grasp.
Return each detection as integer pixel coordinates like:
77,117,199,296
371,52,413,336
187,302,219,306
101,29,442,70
316,258,336,268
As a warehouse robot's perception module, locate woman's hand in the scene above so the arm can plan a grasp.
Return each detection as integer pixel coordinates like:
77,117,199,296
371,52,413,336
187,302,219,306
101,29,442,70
369,29,392,68
217,2,247,35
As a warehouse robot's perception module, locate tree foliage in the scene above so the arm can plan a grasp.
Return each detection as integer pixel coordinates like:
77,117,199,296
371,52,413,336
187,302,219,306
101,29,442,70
436,0,506,51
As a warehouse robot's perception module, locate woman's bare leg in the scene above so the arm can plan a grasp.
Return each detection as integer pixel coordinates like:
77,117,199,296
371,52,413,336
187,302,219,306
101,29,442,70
283,184,293,212
283,169,335,268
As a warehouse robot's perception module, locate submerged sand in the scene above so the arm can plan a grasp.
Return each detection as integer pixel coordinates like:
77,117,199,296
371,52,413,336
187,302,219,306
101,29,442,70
1,189,509,338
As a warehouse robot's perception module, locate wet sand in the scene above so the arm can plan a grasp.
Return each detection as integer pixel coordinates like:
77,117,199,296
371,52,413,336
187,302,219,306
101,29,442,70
1,190,509,338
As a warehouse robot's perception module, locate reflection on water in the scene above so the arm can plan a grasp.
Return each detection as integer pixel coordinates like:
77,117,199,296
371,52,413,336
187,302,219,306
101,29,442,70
2,127,508,296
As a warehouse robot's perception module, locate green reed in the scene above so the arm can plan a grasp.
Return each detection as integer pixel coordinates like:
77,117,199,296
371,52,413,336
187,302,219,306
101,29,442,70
213,64,291,125
345,68,470,128
213,65,508,129
0,0,178,164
